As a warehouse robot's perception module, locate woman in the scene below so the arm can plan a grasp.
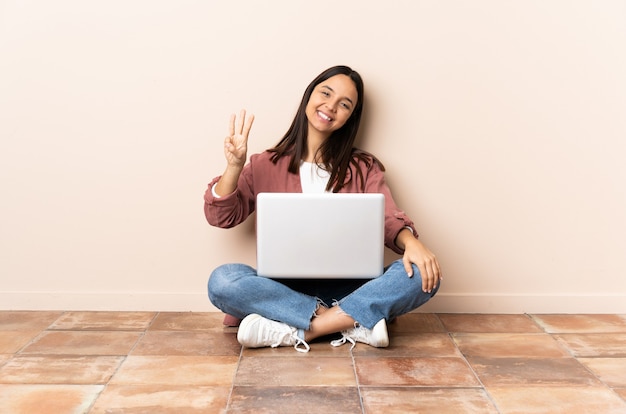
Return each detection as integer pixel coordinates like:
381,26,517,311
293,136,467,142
205,65,441,352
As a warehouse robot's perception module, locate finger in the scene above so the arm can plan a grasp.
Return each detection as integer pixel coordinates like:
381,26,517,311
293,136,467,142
228,113,236,137
419,263,433,293
224,136,234,152
242,113,255,139
429,262,440,290
402,256,413,277
428,265,438,291
431,259,442,287
236,109,246,135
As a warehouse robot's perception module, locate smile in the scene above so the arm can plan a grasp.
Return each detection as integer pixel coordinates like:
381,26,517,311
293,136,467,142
317,111,333,122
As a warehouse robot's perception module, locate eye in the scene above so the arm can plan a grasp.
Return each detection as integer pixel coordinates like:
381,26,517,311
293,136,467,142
320,90,330,97
341,102,352,110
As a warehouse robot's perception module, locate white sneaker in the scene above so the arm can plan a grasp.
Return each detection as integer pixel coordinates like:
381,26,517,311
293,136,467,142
330,319,389,349
237,314,310,353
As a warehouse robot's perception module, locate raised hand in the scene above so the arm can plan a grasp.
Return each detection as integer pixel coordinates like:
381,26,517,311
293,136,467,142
224,109,255,168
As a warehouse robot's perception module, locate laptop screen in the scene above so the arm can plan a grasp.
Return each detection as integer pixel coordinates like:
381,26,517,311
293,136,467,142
256,193,385,278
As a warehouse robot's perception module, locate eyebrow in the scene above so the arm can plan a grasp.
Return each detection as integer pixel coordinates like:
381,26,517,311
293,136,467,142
321,85,354,106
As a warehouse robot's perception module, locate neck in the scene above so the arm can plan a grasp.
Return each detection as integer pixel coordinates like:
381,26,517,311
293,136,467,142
305,128,329,163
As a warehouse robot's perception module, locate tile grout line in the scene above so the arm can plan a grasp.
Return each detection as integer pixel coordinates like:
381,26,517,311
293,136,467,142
0,312,69,388
350,347,366,414
11,311,68,357
436,314,503,414
546,332,626,401
85,311,161,413
528,312,626,398
224,340,245,413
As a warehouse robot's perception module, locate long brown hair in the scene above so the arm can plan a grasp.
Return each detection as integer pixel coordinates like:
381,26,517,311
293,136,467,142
268,65,384,192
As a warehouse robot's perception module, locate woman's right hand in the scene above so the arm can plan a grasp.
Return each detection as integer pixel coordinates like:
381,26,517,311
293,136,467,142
224,109,254,168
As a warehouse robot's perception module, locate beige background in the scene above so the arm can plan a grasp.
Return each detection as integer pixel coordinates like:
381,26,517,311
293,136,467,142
1,1,625,312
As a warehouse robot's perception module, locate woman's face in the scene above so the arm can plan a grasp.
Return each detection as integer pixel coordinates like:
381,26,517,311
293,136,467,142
305,74,358,138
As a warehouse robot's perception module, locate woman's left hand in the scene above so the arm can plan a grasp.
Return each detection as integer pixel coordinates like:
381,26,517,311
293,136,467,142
401,237,442,293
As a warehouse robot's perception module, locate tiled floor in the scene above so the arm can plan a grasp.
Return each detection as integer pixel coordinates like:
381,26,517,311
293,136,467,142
1,312,626,413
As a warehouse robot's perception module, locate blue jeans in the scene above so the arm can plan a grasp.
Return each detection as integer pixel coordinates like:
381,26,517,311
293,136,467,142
208,259,439,330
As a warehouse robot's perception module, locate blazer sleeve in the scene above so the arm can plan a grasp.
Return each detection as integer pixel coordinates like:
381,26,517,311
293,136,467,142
203,161,256,228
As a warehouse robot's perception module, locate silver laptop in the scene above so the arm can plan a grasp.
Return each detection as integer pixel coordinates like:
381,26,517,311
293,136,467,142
256,192,385,278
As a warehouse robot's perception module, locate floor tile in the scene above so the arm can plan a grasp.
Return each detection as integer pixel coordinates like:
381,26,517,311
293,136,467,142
578,358,626,387
132,330,241,356
0,311,63,331
356,357,479,386
0,384,103,414
487,386,626,414
352,333,461,357
467,357,602,387
0,354,11,367
20,331,142,356
0,331,41,353
531,314,626,333
149,312,224,331
452,333,570,358
110,355,238,386
388,313,446,333
235,356,356,386
614,388,626,401
2,310,625,414
49,311,156,331
554,333,626,357
438,314,543,333
229,386,361,413
0,355,123,384
361,387,499,414
89,384,230,414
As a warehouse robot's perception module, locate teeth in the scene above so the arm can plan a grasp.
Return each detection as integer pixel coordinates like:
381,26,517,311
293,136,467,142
318,111,331,121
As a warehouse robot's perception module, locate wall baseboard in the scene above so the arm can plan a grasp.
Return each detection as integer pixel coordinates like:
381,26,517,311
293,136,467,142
415,293,626,314
1,291,625,313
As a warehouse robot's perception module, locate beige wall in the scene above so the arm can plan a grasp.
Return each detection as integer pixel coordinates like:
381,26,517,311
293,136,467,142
1,1,625,312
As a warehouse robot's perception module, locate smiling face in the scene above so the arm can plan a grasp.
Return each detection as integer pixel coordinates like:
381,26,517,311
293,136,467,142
305,74,358,139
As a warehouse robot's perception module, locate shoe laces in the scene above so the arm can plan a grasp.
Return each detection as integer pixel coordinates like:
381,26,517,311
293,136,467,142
330,323,367,350
330,334,357,350
293,336,311,353
267,324,311,353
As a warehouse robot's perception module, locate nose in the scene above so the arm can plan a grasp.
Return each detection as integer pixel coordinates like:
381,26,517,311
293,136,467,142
325,100,338,113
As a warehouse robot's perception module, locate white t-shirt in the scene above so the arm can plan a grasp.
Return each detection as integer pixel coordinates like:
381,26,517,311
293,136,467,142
299,161,330,193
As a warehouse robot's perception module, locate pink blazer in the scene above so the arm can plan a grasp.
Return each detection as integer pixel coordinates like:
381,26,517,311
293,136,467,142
204,150,419,255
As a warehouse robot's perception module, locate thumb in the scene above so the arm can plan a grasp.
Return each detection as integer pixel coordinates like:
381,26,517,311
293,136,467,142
402,255,414,277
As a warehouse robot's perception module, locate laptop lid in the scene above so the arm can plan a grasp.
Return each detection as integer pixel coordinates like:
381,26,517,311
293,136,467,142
256,192,385,278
